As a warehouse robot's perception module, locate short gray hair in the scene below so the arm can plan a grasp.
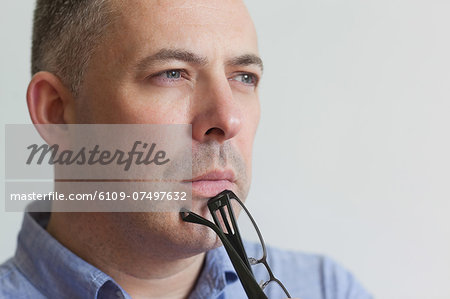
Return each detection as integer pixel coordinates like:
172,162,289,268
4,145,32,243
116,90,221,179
32,0,115,97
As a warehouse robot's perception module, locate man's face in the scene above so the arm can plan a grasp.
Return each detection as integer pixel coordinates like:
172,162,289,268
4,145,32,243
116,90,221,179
74,0,261,255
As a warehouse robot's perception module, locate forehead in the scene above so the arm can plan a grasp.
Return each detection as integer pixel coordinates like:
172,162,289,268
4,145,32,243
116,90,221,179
109,0,258,61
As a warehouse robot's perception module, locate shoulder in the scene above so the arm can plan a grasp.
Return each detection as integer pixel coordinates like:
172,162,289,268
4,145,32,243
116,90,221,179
0,258,45,299
245,243,373,299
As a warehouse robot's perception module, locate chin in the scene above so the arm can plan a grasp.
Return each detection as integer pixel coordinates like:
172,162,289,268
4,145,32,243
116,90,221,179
151,206,223,258
175,195,235,256
166,219,222,258
117,193,235,259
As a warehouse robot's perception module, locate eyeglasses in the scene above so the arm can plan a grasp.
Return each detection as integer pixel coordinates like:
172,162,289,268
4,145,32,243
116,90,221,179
180,190,292,299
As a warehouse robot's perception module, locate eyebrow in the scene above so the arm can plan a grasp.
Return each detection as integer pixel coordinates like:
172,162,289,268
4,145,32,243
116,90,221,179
134,48,263,72
135,49,207,71
227,54,264,72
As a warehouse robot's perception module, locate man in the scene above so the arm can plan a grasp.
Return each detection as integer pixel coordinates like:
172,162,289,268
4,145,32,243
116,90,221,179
0,0,372,298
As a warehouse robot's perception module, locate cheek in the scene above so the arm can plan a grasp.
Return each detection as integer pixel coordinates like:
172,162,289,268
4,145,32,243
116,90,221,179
244,98,260,141
120,103,189,124
239,113,259,166
82,93,191,124
119,89,191,124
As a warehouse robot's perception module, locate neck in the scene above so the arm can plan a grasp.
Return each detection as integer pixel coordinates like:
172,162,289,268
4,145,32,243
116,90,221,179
95,251,205,299
47,212,206,299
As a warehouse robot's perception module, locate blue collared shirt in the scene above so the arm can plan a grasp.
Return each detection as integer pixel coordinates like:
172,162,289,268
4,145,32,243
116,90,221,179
0,209,372,299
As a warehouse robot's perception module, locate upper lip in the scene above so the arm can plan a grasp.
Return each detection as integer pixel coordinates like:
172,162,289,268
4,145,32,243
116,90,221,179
186,169,236,182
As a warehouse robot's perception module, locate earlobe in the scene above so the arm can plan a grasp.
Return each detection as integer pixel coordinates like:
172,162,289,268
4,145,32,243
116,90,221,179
26,71,75,125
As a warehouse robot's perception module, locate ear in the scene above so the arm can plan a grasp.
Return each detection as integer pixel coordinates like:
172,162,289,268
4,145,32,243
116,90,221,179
27,71,76,125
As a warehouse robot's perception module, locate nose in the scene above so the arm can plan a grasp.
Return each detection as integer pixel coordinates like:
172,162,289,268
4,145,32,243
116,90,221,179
191,76,242,144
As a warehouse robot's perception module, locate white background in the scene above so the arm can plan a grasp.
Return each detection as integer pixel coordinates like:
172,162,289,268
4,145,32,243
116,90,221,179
1,1,449,298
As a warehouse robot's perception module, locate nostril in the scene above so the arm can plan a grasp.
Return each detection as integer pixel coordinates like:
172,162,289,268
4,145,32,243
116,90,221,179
205,127,225,136
205,128,213,135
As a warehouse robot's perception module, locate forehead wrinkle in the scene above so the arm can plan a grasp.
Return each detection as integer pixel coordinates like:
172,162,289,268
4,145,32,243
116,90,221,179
161,0,244,13
149,0,251,26
166,4,230,11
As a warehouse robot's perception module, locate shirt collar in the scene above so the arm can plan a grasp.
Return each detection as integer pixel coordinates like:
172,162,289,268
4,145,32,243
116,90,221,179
14,202,128,299
188,245,239,298
14,202,238,299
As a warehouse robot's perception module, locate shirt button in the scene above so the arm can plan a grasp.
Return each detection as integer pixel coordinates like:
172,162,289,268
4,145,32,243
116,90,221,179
115,290,124,299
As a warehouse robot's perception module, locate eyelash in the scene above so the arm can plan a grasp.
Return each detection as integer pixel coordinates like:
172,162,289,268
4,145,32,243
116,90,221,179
149,69,260,87
229,73,259,87
153,69,188,80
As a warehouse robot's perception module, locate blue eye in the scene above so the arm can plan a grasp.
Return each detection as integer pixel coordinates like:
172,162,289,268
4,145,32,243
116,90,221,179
163,70,181,79
147,69,187,86
231,73,258,86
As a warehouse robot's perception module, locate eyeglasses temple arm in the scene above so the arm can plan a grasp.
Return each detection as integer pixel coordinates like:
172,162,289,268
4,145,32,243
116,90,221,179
180,209,268,299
